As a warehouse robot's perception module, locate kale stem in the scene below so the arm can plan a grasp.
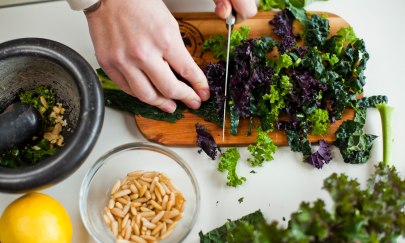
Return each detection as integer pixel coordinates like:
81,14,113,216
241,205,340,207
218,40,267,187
376,104,394,165
96,69,121,91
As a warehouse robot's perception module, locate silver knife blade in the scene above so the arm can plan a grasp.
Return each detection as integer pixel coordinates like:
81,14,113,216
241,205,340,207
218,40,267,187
222,12,236,142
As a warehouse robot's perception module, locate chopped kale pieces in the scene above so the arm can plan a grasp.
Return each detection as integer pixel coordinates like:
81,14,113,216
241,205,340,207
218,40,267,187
218,148,246,187
195,123,221,160
269,9,297,52
1,86,62,168
247,129,277,166
306,140,332,169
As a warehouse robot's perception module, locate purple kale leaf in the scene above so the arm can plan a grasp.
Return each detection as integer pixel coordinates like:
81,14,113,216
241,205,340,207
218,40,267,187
195,123,221,160
306,140,332,169
203,61,226,116
230,38,275,118
285,69,327,116
269,9,298,52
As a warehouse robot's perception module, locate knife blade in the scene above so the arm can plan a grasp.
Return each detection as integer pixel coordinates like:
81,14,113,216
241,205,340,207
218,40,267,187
222,11,236,142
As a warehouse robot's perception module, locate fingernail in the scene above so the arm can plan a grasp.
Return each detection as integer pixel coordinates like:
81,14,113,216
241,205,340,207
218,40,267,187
189,99,201,109
163,102,177,113
199,89,210,101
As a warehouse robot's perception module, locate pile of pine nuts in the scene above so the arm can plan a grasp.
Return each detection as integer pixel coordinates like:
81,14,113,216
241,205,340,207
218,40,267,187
103,170,186,243
39,96,67,147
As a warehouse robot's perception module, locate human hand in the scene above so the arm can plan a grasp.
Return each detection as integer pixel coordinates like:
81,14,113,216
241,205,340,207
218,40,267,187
84,0,210,113
213,0,258,20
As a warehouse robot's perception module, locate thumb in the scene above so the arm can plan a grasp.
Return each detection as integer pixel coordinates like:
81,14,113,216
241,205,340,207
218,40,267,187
213,0,232,19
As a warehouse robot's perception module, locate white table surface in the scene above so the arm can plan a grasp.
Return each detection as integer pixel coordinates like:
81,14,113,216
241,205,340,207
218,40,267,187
1,0,405,242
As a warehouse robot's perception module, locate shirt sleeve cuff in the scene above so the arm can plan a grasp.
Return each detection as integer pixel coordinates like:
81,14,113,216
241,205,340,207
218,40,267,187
65,0,100,11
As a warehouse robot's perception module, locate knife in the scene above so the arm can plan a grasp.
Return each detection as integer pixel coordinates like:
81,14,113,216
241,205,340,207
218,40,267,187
222,11,236,142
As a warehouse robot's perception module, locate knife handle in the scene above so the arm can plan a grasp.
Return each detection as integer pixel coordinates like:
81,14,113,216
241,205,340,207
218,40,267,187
226,9,236,28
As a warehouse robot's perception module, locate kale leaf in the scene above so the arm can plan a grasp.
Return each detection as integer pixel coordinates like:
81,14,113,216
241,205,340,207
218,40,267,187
199,210,266,243
304,13,330,47
200,162,405,242
247,129,277,166
335,120,377,164
218,148,246,187
269,9,298,52
307,108,330,136
99,69,185,123
195,123,221,160
305,140,332,169
202,26,251,60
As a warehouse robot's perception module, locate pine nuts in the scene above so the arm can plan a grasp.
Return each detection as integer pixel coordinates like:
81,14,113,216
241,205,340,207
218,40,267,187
104,171,185,242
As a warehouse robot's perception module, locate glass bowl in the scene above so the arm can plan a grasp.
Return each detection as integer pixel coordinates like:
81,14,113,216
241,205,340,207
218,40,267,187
79,142,200,242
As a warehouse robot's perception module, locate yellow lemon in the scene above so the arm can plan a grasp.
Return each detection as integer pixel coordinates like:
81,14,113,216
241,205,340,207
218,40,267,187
0,192,72,243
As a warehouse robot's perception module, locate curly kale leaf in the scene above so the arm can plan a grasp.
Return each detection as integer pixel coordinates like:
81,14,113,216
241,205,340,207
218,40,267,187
270,53,294,75
202,26,250,60
323,163,405,241
307,108,330,136
287,69,326,116
195,123,221,160
199,210,266,243
357,95,388,108
218,148,246,187
333,39,369,95
258,0,287,10
269,9,298,52
323,26,358,55
335,120,377,164
300,47,325,80
201,162,405,242
230,38,275,119
259,0,328,10
305,140,332,169
304,14,330,47
247,129,277,166
321,52,339,66
286,127,312,157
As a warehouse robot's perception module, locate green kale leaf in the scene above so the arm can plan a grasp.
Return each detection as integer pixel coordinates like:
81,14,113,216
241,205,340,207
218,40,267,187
323,26,358,55
202,26,251,60
247,129,277,166
357,95,388,108
304,14,330,47
335,120,377,164
98,69,185,123
218,148,246,187
270,53,293,75
307,108,330,136
286,127,312,156
200,162,405,242
199,210,267,243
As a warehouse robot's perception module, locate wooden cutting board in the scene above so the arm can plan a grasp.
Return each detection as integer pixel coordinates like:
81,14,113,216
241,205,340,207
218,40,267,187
134,11,354,146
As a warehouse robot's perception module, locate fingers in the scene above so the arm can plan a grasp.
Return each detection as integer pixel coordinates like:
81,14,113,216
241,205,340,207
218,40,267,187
119,64,178,113
213,0,232,19
213,0,257,20
163,32,210,102
140,54,203,110
231,0,257,20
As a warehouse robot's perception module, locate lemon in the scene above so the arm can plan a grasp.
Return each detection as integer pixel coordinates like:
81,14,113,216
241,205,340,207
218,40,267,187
0,192,72,243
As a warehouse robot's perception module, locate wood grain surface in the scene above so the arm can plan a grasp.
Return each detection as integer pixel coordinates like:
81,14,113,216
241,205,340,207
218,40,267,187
134,11,354,146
